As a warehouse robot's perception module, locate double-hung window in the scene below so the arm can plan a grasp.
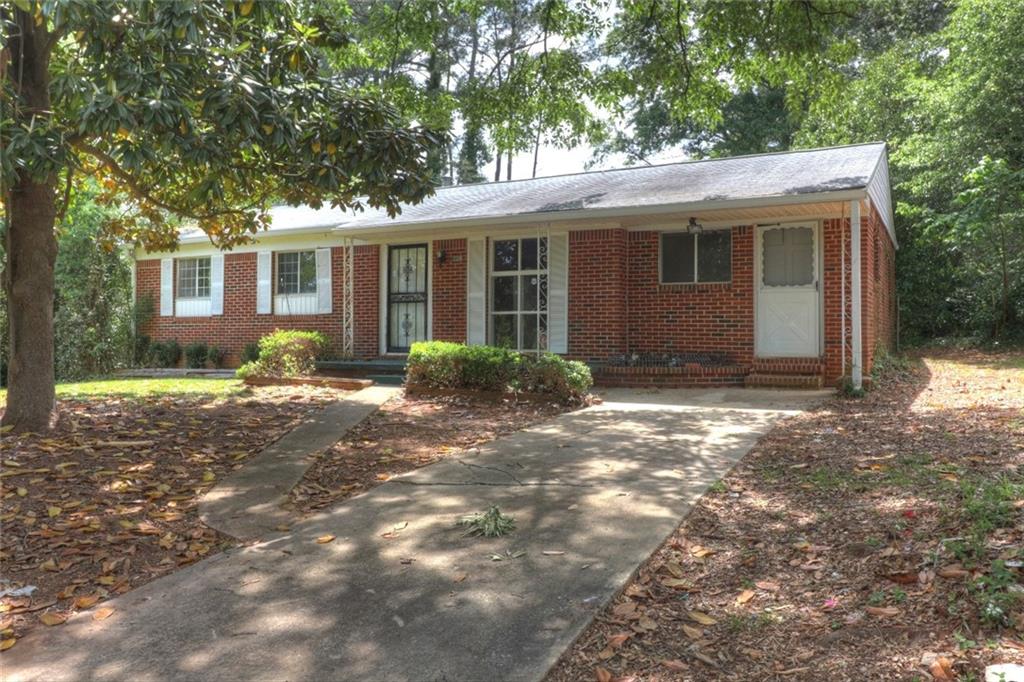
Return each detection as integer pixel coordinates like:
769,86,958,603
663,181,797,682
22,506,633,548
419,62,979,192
276,251,317,295
177,257,211,299
490,237,548,351
660,229,732,284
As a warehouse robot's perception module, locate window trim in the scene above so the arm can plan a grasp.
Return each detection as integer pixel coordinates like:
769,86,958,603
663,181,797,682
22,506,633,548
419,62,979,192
275,249,318,296
658,226,733,285
175,256,212,300
489,236,549,351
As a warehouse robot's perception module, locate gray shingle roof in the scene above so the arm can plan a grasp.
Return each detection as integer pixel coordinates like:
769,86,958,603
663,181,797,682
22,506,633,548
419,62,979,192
177,142,892,243
334,142,889,230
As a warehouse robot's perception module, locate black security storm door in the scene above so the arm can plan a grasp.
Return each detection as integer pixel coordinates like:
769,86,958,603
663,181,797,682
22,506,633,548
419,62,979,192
387,244,428,352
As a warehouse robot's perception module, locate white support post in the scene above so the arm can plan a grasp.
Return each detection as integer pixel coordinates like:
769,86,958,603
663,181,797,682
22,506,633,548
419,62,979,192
850,200,863,390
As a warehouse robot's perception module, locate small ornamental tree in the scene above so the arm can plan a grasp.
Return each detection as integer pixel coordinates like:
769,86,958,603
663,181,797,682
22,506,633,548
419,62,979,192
0,1,441,431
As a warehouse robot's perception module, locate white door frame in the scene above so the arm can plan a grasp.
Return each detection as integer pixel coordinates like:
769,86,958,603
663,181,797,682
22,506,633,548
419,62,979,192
753,221,823,358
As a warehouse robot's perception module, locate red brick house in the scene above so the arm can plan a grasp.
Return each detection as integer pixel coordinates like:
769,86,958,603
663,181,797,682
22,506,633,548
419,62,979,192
135,143,896,389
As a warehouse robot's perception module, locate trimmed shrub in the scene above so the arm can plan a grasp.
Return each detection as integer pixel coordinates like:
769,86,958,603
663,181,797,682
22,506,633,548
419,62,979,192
519,352,593,402
240,342,261,364
151,340,181,368
236,329,328,379
406,341,592,403
184,342,209,369
206,346,227,369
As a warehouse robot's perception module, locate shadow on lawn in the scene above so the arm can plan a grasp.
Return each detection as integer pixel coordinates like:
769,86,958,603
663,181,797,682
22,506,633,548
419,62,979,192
1,393,809,681
548,357,1024,681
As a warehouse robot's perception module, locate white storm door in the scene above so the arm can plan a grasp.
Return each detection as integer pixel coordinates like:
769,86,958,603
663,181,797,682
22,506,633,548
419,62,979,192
755,224,820,357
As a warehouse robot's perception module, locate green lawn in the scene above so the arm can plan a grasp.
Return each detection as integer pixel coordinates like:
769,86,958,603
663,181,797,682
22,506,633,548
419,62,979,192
0,377,245,406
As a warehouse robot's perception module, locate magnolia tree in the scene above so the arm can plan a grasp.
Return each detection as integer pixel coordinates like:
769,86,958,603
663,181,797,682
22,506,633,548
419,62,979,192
0,1,441,431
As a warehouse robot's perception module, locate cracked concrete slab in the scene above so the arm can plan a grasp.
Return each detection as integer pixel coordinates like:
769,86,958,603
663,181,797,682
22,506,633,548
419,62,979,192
199,385,399,540
2,387,825,682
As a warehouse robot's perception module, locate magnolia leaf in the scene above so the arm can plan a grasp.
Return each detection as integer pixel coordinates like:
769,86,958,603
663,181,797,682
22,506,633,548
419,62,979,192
39,612,69,626
315,534,335,544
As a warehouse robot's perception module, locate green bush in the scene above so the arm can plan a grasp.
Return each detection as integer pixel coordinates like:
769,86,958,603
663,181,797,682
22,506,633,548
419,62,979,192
151,340,181,368
236,329,328,379
206,346,226,368
184,342,209,369
240,342,261,364
520,352,593,402
406,341,592,403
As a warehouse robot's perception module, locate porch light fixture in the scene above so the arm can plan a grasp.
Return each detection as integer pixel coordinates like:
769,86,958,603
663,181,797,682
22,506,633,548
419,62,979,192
687,217,704,235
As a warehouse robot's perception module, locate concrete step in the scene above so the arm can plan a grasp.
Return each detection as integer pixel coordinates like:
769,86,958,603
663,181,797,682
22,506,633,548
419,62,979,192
367,374,405,386
744,372,825,389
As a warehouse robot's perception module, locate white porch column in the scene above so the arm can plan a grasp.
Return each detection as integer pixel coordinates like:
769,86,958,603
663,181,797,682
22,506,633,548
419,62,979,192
850,199,863,390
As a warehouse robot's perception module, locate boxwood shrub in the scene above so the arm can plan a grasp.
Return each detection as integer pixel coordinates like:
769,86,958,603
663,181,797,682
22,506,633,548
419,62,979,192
236,330,328,379
406,341,592,403
184,342,209,369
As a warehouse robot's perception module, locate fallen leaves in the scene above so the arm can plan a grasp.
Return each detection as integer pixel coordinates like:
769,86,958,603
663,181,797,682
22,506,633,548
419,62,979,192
92,607,115,621
865,606,900,617
39,612,68,626
315,534,336,544
0,384,337,642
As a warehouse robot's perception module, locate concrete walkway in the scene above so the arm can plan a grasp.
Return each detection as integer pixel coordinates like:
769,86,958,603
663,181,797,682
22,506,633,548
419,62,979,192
2,387,824,682
199,385,399,540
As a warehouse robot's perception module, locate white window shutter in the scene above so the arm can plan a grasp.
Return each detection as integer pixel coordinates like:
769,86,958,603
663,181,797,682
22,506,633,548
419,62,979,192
316,247,332,314
256,251,272,314
467,238,487,345
210,254,224,315
160,258,174,316
547,233,568,353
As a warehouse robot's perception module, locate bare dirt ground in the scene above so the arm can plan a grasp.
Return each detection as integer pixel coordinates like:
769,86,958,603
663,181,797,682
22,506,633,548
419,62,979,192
288,393,568,513
0,384,341,647
549,350,1024,681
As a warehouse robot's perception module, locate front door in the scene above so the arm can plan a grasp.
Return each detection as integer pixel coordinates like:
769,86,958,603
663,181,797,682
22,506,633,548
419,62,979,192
755,224,820,357
387,244,428,352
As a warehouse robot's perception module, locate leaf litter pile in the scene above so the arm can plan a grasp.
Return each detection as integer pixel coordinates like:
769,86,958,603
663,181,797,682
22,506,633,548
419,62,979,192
0,384,341,649
550,350,1024,681
288,394,568,513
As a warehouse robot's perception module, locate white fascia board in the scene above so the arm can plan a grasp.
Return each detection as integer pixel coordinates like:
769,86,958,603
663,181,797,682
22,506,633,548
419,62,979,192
330,189,870,238
136,230,367,260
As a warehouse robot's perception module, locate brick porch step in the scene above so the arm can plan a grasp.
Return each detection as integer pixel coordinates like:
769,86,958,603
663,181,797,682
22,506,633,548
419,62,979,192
751,357,825,376
744,372,824,389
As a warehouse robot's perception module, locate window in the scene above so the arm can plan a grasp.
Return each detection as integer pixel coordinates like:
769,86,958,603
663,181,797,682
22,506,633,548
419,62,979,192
491,237,547,350
762,227,813,286
176,257,211,298
660,229,732,284
276,251,317,295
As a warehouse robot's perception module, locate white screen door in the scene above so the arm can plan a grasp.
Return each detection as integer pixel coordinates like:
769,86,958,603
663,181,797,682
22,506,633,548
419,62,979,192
755,224,820,357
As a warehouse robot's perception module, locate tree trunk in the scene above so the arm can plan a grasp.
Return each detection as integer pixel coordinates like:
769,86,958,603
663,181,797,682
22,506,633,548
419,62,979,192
494,148,502,181
2,9,58,432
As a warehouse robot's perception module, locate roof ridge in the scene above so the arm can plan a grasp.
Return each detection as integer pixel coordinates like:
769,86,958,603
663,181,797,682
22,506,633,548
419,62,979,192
429,141,888,192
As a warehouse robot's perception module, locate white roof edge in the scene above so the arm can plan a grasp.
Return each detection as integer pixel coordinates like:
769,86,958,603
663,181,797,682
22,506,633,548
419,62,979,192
864,146,898,248
329,188,869,236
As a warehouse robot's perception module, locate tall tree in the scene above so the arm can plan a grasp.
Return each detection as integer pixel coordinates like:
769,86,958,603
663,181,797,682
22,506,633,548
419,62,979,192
0,0,440,432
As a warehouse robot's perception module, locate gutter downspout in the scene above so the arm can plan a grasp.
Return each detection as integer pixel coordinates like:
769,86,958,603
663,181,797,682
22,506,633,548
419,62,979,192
850,200,863,390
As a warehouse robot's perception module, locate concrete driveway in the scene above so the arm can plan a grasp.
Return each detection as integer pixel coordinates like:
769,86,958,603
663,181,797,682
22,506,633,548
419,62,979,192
2,387,824,682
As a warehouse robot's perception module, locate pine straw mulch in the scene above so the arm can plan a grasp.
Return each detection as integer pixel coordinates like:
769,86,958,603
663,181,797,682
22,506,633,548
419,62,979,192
0,384,343,649
549,349,1024,682
287,393,570,513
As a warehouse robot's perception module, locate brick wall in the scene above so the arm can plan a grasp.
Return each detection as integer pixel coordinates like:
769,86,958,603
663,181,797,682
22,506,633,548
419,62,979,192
138,202,898,378
431,238,467,342
138,246,379,366
622,226,755,365
567,229,629,361
821,201,898,383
